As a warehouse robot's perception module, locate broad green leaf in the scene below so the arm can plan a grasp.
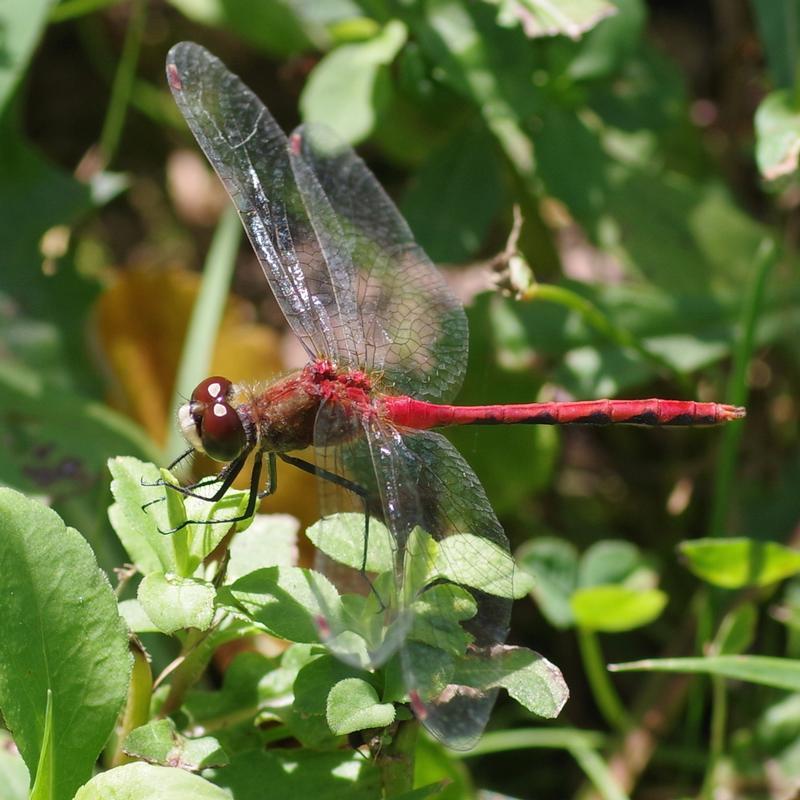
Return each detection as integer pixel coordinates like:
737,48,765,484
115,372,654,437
0,0,51,113
413,736,473,800
0,731,29,800
137,573,216,634
433,534,533,598
74,761,230,799
123,719,228,771
410,584,476,656
490,0,616,39
300,20,407,143
224,566,342,643
109,457,178,574
118,599,161,634
516,537,578,629
326,678,396,735
0,489,131,800
227,514,300,583
571,585,667,632
455,646,568,718
306,513,393,573
402,122,502,262
206,749,382,799
609,655,800,692
755,90,800,181
679,538,800,589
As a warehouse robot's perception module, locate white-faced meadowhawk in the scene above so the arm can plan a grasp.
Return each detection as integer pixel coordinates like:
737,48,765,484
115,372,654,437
164,42,744,750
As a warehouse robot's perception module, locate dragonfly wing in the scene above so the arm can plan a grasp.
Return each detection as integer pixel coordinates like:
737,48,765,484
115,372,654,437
166,42,363,363
290,124,468,403
313,401,513,748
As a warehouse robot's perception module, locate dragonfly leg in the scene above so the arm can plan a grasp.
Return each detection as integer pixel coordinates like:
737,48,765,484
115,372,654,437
156,452,262,534
140,447,195,489
277,453,382,608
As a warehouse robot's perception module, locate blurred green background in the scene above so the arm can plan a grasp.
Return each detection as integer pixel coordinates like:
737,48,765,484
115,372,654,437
3,0,800,797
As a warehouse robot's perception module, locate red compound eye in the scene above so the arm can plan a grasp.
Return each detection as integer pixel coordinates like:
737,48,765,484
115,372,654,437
200,402,246,462
192,376,233,405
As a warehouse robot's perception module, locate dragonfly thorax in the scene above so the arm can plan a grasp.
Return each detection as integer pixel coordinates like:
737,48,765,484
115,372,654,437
180,375,248,462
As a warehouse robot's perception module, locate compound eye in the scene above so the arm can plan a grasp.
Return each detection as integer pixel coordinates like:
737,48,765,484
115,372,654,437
192,376,233,405
201,402,246,462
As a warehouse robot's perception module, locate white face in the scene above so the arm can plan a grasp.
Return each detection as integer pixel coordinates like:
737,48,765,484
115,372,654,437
178,402,204,454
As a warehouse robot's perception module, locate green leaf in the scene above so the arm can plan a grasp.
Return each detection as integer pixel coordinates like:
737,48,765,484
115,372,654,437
0,731,29,800
137,573,216,634
206,749,382,799
118,599,161,634
713,603,757,656
109,457,178,574
402,122,503,262
571,585,667,632
29,689,53,800
326,678,396,735
679,538,800,589
410,584,477,656
433,533,532,598
227,514,300,583
455,646,568,718
0,0,51,113
609,655,800,692
300,20,408,143
74,761,231,799
577,540,652,588
306,513,393,573
123,719,228,771
490,0,617,39
516,537,578,629
223,566,342,643
0,489,131,800
755,90,800,181
168,0,313,57
750,0,800,89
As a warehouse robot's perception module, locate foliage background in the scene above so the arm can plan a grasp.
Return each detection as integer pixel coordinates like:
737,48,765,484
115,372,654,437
2,0,800,798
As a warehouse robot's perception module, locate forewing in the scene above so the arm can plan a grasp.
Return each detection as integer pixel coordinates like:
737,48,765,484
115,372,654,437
291,125,468,402
312,403,513,749
166,42,363,363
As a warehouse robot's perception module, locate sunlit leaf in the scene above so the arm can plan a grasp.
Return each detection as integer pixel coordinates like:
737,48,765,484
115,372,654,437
489,0,616,40
755,90,800,181
326,678,396,735
137,573,217,634
679,538,800,589
0,490,131,800
516,537,579,629
123,719,228,771
571,585,667,632
74,762,230,799
306,513,393,573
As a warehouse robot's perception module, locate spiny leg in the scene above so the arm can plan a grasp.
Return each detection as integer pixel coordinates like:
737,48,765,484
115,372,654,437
158,452,263,535
278,452,381,607
140,446,194,489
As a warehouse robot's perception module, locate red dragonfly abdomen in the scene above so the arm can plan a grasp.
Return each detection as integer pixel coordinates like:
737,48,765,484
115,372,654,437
383,396,746,429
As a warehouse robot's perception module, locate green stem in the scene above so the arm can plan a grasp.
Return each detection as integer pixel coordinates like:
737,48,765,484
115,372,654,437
378,719,418,796
525,283,692,393
165,206,242,461
98,0,146,168
569,744,631,800
159,629,214,718
50,0,120,22
578,627,632,733
699,676,727,799
708,238,776,536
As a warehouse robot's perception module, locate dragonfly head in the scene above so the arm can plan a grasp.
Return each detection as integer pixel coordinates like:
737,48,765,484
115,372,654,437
179,376,248,462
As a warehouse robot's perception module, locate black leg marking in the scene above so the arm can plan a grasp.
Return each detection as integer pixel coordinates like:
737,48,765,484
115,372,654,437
278,453,382,608
140,447,195,489
157,453,262,535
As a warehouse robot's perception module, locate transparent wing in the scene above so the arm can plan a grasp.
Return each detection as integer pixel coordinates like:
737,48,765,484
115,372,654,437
312,403,513,749
292,125,468,402
167,42,468,402
166,42,363,363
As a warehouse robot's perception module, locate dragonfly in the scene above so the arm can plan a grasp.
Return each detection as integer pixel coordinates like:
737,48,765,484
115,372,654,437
164,42,744,750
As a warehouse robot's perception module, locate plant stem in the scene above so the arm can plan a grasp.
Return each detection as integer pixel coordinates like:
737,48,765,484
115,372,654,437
699,675,727,799
578,627,632,733
165,206,241,460
524,282,692,393
159,629,214,718
378,719,418,796
708,238,776,535
569,744,631,800
98,0,146,168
